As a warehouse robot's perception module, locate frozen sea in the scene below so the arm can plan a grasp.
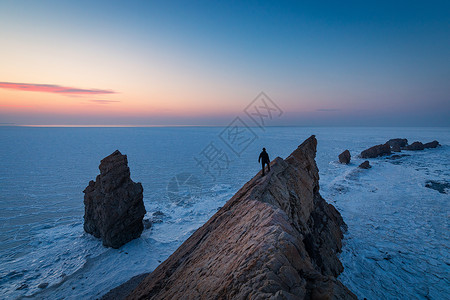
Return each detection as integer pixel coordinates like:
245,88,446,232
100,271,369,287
0,126,449,299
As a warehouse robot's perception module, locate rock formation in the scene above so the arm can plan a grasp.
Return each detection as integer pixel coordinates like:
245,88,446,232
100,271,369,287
126,136,356,299
338,150,351,164
386,138,408,149
404,141,425,151
423,140,440,148
84,150,146,249
358,161,371,169
360,143,391,158
401,140,441,150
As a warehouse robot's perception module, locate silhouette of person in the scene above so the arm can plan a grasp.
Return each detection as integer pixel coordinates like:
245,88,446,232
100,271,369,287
258,148,270,176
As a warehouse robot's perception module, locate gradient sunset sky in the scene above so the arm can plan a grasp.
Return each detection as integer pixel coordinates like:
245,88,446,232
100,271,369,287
1,1,449,126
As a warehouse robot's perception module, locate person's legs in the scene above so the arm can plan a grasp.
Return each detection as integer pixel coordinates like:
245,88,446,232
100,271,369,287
261,162,265,176
267,161,270,172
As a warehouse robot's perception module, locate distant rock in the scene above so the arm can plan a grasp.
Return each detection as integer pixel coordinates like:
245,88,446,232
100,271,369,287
38,283,49,289
150,210,165,224
359,160,371,169
339,150,351,164
83,150,146,248
126,136,356,299
425,180,449,194
404,141,425,151
386,138,408,149
361,143,391,158
423,140,440,148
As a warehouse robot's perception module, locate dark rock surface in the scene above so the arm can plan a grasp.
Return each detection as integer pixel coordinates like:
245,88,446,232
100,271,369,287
38,283,49,289
404,141,425,151
391,145,402,152
358,161,371,169
386,138,408,149
339,150,351,164
361,143,391,158
124,136,356,299
83,150,146,248
425,180,449,194
150,211,165,224
423,140,440,148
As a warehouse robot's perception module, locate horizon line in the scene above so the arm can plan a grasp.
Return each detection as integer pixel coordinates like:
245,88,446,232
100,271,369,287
1,124,449,128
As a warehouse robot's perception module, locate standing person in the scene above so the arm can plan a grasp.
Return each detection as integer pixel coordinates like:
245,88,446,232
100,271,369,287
258,148,270,176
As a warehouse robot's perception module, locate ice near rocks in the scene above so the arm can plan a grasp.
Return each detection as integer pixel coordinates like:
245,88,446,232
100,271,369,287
1,127,448,300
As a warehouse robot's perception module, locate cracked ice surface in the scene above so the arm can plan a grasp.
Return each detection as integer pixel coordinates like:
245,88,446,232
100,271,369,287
0,127,448,299
320,141,449,299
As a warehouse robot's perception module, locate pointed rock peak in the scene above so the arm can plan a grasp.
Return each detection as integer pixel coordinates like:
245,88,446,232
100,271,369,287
111,149,122,156
300,134,317,149
99,150,128,175
287,135,317,161
284,136,319,182
101,150,124,162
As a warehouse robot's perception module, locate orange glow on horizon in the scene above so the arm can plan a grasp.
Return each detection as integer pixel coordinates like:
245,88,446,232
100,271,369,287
0,85,247,122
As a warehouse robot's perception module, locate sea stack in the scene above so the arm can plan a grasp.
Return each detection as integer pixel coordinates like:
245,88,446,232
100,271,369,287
127,136,356,299
339,150,351,164
83,150,146,249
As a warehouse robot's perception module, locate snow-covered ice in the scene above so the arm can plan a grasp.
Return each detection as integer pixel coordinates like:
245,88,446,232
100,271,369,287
0,126,448,299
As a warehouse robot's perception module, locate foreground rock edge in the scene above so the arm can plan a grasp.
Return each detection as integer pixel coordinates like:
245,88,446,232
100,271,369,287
105,136,356,299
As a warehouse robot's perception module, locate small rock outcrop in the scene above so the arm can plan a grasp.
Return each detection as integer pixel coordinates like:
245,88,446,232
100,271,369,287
360,143,391,158
404,141,425,151
83,150,146,248
126,136,356,299
423,140,440,148
425,180,449,194
386,138,408,149
339,150,351,164
359,160,371,169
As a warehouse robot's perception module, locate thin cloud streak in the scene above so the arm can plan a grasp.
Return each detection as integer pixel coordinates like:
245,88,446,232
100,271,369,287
316,108,341,112
88,100,120,104
0,82,116,95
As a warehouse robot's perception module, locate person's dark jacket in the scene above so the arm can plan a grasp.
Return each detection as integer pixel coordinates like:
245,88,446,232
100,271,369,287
258,151,270,163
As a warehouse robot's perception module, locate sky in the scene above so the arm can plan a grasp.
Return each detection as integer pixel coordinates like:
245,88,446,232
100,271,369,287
0,0,449,126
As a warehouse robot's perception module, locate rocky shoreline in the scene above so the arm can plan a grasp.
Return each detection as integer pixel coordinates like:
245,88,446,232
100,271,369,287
102,136,356,299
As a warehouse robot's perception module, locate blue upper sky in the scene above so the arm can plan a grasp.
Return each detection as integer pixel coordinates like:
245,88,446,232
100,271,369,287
0,0,449,126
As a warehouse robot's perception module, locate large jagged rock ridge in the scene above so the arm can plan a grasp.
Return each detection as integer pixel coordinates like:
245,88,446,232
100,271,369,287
83,150,146,249
126,136,356,299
